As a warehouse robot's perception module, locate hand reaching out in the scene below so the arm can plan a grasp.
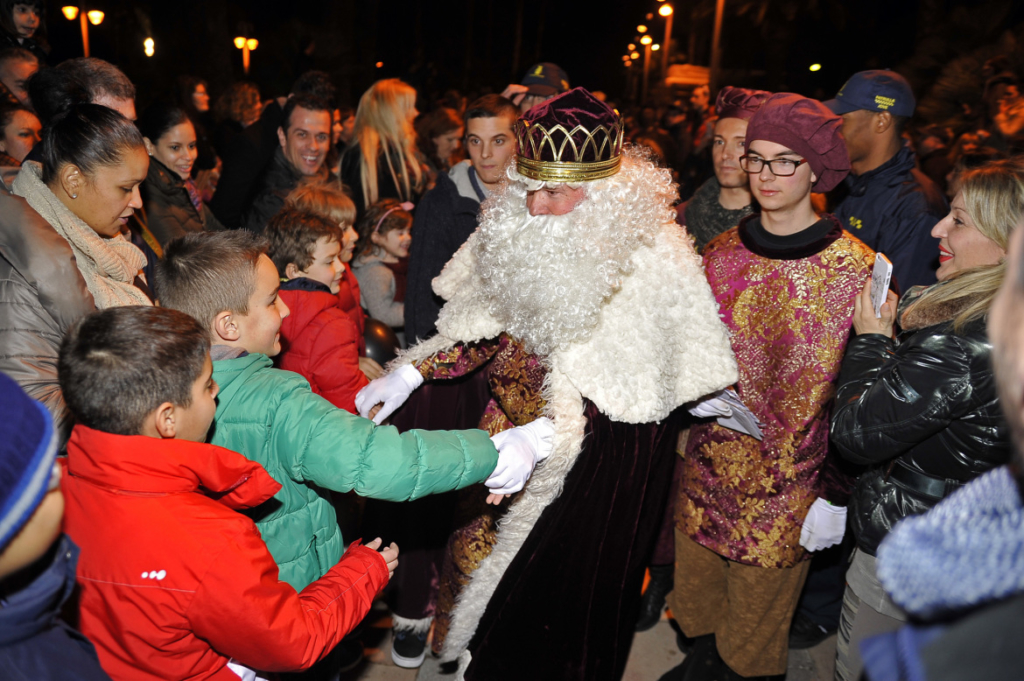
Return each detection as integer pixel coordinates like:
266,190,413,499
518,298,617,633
359,356,384,381
364,537,400,579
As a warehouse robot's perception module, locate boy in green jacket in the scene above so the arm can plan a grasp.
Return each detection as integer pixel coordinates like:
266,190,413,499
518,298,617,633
154,231,554,592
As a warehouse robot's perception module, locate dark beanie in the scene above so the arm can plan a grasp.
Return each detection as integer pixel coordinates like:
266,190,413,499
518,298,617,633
744,92,850,192
0,373,57,551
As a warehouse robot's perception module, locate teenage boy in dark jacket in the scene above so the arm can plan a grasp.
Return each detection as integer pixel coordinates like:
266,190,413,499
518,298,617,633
405,94,520,343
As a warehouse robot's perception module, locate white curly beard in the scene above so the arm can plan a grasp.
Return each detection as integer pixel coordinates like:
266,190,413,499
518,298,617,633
472,146,675,356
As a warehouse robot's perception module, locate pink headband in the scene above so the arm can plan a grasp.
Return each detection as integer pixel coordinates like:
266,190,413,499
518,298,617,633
373,202,415,234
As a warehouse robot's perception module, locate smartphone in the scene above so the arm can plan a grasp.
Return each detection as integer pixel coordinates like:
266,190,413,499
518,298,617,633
870,253,893,318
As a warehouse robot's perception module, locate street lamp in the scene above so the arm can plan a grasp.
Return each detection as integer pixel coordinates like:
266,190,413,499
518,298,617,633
234,36,258,75
659,4,674,82
640,35,653,104
637,24,648,33
61,6,104,57
144,37,154,57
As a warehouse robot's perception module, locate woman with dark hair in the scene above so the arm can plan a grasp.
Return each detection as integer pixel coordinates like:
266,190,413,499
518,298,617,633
136,102,222,247
174,75,218,177
0,100,38,165
415,107,463,181
0,102,151,439
0,0,47,65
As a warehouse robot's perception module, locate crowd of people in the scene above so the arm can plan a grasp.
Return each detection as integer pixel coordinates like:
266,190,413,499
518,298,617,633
0,2,1023,680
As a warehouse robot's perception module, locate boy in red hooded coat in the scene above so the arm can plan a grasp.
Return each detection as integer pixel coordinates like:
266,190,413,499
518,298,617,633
59,306,398,681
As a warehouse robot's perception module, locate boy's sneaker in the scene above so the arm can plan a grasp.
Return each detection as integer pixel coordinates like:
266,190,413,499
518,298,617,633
390,615,431,669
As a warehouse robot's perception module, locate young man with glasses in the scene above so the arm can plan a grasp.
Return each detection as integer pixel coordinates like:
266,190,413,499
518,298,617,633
662,93,875,681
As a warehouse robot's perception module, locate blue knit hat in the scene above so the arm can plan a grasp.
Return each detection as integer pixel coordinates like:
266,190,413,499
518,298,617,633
0,373,58,551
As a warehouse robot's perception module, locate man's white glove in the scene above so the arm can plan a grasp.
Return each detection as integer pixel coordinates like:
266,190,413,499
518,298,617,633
485,417,555,495
354,364,424,425
799,498,847,552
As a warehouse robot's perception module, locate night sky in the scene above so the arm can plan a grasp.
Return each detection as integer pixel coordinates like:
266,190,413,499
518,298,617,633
41,0,1024,110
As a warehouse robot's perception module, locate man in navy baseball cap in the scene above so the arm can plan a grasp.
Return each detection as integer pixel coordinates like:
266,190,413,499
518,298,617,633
824,69,946,292
824,69,916,118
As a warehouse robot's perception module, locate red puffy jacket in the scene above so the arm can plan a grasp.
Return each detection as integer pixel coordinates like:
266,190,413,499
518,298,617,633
62,425,389,681
278,281,369,414
337,264,366,354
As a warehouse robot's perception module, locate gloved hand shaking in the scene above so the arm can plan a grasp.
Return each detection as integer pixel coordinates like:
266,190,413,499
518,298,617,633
354,364,424,425
799,497,847,552
485,417,555,495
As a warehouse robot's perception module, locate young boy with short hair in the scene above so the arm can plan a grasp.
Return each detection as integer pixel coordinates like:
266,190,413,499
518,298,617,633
0,373,110,680
154,231,550,593
59,306,398,681
265,207,367,413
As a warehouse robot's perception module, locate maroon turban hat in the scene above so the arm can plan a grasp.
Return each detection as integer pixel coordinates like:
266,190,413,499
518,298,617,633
515,87,625,183
744,92,850,192
715,86,771,121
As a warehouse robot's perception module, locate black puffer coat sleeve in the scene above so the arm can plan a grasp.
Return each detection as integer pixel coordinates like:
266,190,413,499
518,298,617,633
831,330,974,465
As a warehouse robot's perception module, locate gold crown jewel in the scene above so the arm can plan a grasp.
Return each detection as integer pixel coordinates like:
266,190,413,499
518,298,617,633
515,119,626,183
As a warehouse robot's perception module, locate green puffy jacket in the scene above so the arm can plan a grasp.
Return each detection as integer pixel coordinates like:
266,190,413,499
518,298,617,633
211,353,498,590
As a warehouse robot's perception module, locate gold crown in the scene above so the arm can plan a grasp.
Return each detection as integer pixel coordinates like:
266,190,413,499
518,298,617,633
515,118,626,183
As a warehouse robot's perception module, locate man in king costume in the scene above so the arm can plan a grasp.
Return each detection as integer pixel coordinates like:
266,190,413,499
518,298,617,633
356,88,737,680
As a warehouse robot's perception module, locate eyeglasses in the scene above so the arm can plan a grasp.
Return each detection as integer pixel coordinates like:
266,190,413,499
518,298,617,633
739,155,809,177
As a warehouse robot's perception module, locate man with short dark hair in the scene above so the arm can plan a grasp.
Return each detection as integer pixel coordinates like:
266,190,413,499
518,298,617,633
58,56,136,120
405,94,520,343
0,47,37,107
239,94,334,233
826,69,947,290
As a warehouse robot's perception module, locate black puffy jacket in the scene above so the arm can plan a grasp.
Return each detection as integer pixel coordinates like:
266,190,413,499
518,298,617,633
830,310,1011,555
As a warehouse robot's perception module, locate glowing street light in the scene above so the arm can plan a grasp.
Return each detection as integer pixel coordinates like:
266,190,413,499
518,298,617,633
652,43,660,51
61,6,103,57
658,4,675,82
809,63,822,72
640,35,652,45
234,35,258,75
628,43,636,51
144,37,154,57
637,24,648,33
631,51,640,60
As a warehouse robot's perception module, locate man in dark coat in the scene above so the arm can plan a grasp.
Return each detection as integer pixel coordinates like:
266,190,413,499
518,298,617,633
405,94,519,343
239,94,333,233
826,70,947,291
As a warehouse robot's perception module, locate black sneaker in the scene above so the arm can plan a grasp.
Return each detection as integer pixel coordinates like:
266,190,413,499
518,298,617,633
391,627,428,668
788,611,833,649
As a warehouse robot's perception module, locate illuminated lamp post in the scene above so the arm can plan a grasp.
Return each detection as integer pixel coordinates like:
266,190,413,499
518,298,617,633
658,4,673,82
61,6,104,58
640,35,653,104
234,36,258,75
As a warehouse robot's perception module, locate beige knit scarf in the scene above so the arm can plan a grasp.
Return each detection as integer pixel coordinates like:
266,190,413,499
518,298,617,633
13,162,151,308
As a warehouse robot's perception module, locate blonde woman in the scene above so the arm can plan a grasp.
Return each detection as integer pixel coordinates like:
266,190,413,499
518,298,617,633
830,159,1023,681
340,78,426,216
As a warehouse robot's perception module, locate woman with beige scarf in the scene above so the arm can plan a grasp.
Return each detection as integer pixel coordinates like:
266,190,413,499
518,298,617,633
0,102,151,441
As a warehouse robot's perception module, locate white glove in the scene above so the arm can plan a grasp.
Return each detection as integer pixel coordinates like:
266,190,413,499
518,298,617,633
485,417,555,495
354,364,424,424
799,498,847,552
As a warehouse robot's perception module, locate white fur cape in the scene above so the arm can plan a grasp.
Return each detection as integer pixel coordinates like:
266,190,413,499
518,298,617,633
393,218,737,666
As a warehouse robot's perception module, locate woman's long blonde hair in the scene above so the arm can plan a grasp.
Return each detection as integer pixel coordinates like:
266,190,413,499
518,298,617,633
352,79,423,208
904,158,1024,332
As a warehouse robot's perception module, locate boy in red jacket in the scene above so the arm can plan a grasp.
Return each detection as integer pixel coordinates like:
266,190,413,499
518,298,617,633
58,306,398,681
265,207,368,413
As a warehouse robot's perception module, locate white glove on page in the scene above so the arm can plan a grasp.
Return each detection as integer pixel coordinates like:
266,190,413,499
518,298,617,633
354,364,424,425
799,497,847,552
485,417,555,495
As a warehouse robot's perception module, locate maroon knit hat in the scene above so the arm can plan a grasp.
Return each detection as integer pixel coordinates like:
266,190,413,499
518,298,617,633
715,86,771,121
744,92,850,192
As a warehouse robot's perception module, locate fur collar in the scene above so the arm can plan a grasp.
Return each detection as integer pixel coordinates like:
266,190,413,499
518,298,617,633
394,218,736,665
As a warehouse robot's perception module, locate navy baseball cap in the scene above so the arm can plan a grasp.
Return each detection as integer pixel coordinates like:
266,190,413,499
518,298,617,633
824,70,916,117
521,62,570,97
